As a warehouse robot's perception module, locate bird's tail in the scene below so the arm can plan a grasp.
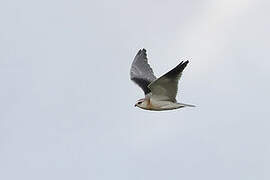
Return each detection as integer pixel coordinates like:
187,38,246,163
178,103,196,107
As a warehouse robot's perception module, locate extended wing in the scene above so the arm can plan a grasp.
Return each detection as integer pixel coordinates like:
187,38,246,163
130,49,157,94
148,61,189,102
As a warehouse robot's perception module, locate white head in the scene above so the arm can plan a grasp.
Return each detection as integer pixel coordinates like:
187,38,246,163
134,98,148,109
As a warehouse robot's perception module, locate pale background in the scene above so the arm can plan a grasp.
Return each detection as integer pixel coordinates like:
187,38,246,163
1,0,269,179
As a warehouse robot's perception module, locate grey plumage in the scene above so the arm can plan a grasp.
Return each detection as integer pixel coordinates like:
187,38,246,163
148,61,189,102
130,49,156,94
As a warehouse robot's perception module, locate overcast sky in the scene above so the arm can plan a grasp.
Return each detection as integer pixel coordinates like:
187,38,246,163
1,0,270,179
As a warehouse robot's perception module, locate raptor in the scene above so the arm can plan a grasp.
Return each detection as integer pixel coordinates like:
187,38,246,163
130,48,195,111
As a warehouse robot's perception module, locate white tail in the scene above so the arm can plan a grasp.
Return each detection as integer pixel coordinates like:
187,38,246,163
178,103,196,107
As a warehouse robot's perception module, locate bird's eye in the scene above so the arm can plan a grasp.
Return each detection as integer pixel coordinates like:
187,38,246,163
138,102,142,105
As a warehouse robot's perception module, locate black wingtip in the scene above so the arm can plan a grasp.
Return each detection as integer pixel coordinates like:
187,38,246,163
136,48,147,56
182,60,189,67
164,60,189,78
179,60,189,70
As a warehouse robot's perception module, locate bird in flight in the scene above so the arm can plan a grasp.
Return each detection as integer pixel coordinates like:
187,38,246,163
130,48,195,111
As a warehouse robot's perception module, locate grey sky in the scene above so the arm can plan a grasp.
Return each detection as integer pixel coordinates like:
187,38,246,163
0,0,269,179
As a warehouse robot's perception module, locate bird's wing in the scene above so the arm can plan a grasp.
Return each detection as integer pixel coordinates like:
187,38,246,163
148,61,189,102
130,49,157,94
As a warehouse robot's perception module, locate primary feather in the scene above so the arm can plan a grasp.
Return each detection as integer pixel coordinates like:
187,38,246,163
130,49,156,94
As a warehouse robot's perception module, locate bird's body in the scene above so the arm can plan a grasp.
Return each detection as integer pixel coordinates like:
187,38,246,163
136,97,186,111
130,48,194,111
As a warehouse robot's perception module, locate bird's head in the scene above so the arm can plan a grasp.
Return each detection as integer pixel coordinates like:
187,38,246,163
134,98,147,108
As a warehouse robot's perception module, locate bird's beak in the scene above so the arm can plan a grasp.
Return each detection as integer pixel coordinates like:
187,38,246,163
134,104,137,107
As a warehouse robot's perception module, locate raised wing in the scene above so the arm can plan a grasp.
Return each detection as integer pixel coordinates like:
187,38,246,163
130,49,157,94
148,61,189,102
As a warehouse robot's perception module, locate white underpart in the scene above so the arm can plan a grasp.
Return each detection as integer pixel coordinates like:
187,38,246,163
136,93,195,111
150,98,184,111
